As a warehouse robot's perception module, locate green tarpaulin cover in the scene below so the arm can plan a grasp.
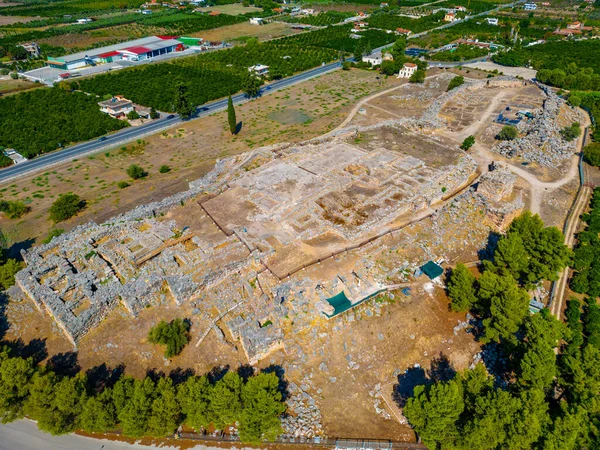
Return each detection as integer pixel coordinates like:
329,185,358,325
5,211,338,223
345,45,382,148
421,261,444,280
324,291,352,318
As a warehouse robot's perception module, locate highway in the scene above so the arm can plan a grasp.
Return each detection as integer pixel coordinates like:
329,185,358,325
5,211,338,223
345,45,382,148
0,59,348,184
0,0,524,184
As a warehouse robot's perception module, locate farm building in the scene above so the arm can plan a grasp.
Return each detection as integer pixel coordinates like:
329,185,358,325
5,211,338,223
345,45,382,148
46,36,186,70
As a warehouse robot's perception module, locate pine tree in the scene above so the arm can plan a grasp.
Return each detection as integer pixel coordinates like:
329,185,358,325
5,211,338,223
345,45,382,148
80,389,117,433
227,95,237,135
0,347,35,423
148,378,181,437
209,372,242,430
178,375,212,431
118,377,155,438
238,372,286,444
447,263,478,312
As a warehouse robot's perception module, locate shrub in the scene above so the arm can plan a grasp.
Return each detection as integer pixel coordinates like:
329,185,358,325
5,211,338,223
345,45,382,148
497,125,518,141
460,135,475,151
0,200,29,219
447,75,465,91
126,110,140,120
0,154,12,168
126,164,147,180
48,193,84,223
560,122,581,142
584,143,600,167
409,69,426,84
148,318,190,358
117,181,130,189
0,258,23,289
42,228,65,244
159,165,171,174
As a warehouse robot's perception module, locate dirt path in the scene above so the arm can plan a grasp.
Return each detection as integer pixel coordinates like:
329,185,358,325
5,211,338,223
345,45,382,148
327,81,409,134
454,89,507,141
550,185,591,319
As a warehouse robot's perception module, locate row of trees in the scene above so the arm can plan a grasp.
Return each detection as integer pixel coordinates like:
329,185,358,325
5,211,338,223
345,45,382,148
569,91,600,141
281,11,353,26
0,88,128,159
404,213,597,449
0,345,286,443
447,212,570,338
571,188,600,298
537,65,600,92
493,41,600,75
427,45,489,62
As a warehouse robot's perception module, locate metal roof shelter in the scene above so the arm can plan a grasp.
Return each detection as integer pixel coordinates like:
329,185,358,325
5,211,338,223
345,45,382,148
324,291,352,318
421,261,444,280
335,439,393,450
49,36,166,64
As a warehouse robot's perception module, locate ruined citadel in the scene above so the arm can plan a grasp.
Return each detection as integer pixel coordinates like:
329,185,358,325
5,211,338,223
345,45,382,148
12,75,576,365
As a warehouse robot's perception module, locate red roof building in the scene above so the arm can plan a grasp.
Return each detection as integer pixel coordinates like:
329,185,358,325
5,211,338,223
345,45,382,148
122,46,151,55
98,51,122,58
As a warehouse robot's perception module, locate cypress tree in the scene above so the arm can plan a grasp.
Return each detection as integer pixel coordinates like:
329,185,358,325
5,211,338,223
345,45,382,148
227,95,237,135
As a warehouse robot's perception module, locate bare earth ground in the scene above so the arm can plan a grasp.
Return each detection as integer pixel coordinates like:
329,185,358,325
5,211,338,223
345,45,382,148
0,77,43,95
192,21,298,43
0,15,39,25
1,71,581,442
204,4,262,15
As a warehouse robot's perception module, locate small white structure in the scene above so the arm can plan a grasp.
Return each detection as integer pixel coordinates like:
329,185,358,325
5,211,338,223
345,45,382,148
398,62,417,78
363,53,383,66
3,149,27,164
486,17,498,25
524,2,537,10
141,9,153,14
300,8,315,15
76,18,92,24
248,64,269,76
249,17,264,25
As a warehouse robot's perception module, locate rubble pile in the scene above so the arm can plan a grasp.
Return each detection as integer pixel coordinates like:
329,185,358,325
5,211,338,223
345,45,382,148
493,87,578,166
281,381,324,439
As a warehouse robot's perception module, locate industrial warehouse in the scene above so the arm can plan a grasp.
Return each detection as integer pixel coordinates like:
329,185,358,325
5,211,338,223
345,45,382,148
45,36,202,70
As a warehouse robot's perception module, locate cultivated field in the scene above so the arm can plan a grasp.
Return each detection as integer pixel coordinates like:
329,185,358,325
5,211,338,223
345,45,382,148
192,20,298,43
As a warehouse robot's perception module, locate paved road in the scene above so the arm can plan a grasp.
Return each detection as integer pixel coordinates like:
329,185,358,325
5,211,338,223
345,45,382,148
0,420,206,450
0,59,347,184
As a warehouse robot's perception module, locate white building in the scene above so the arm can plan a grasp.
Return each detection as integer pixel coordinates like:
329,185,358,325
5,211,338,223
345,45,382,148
141,9,153,14
398,62,417,78
98,96,134,118
248,64,269,76
249,17,264,25
363,54,383,66
76,18,92,24
486,17,498,25
524,2,537,10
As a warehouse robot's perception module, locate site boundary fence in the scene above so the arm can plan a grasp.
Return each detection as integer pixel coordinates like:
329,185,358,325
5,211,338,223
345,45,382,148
548,125,590,309
174,433,428,449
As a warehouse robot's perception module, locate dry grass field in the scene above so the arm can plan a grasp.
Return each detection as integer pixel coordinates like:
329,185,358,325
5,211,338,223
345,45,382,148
192,20,298,43
0,68,402,256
